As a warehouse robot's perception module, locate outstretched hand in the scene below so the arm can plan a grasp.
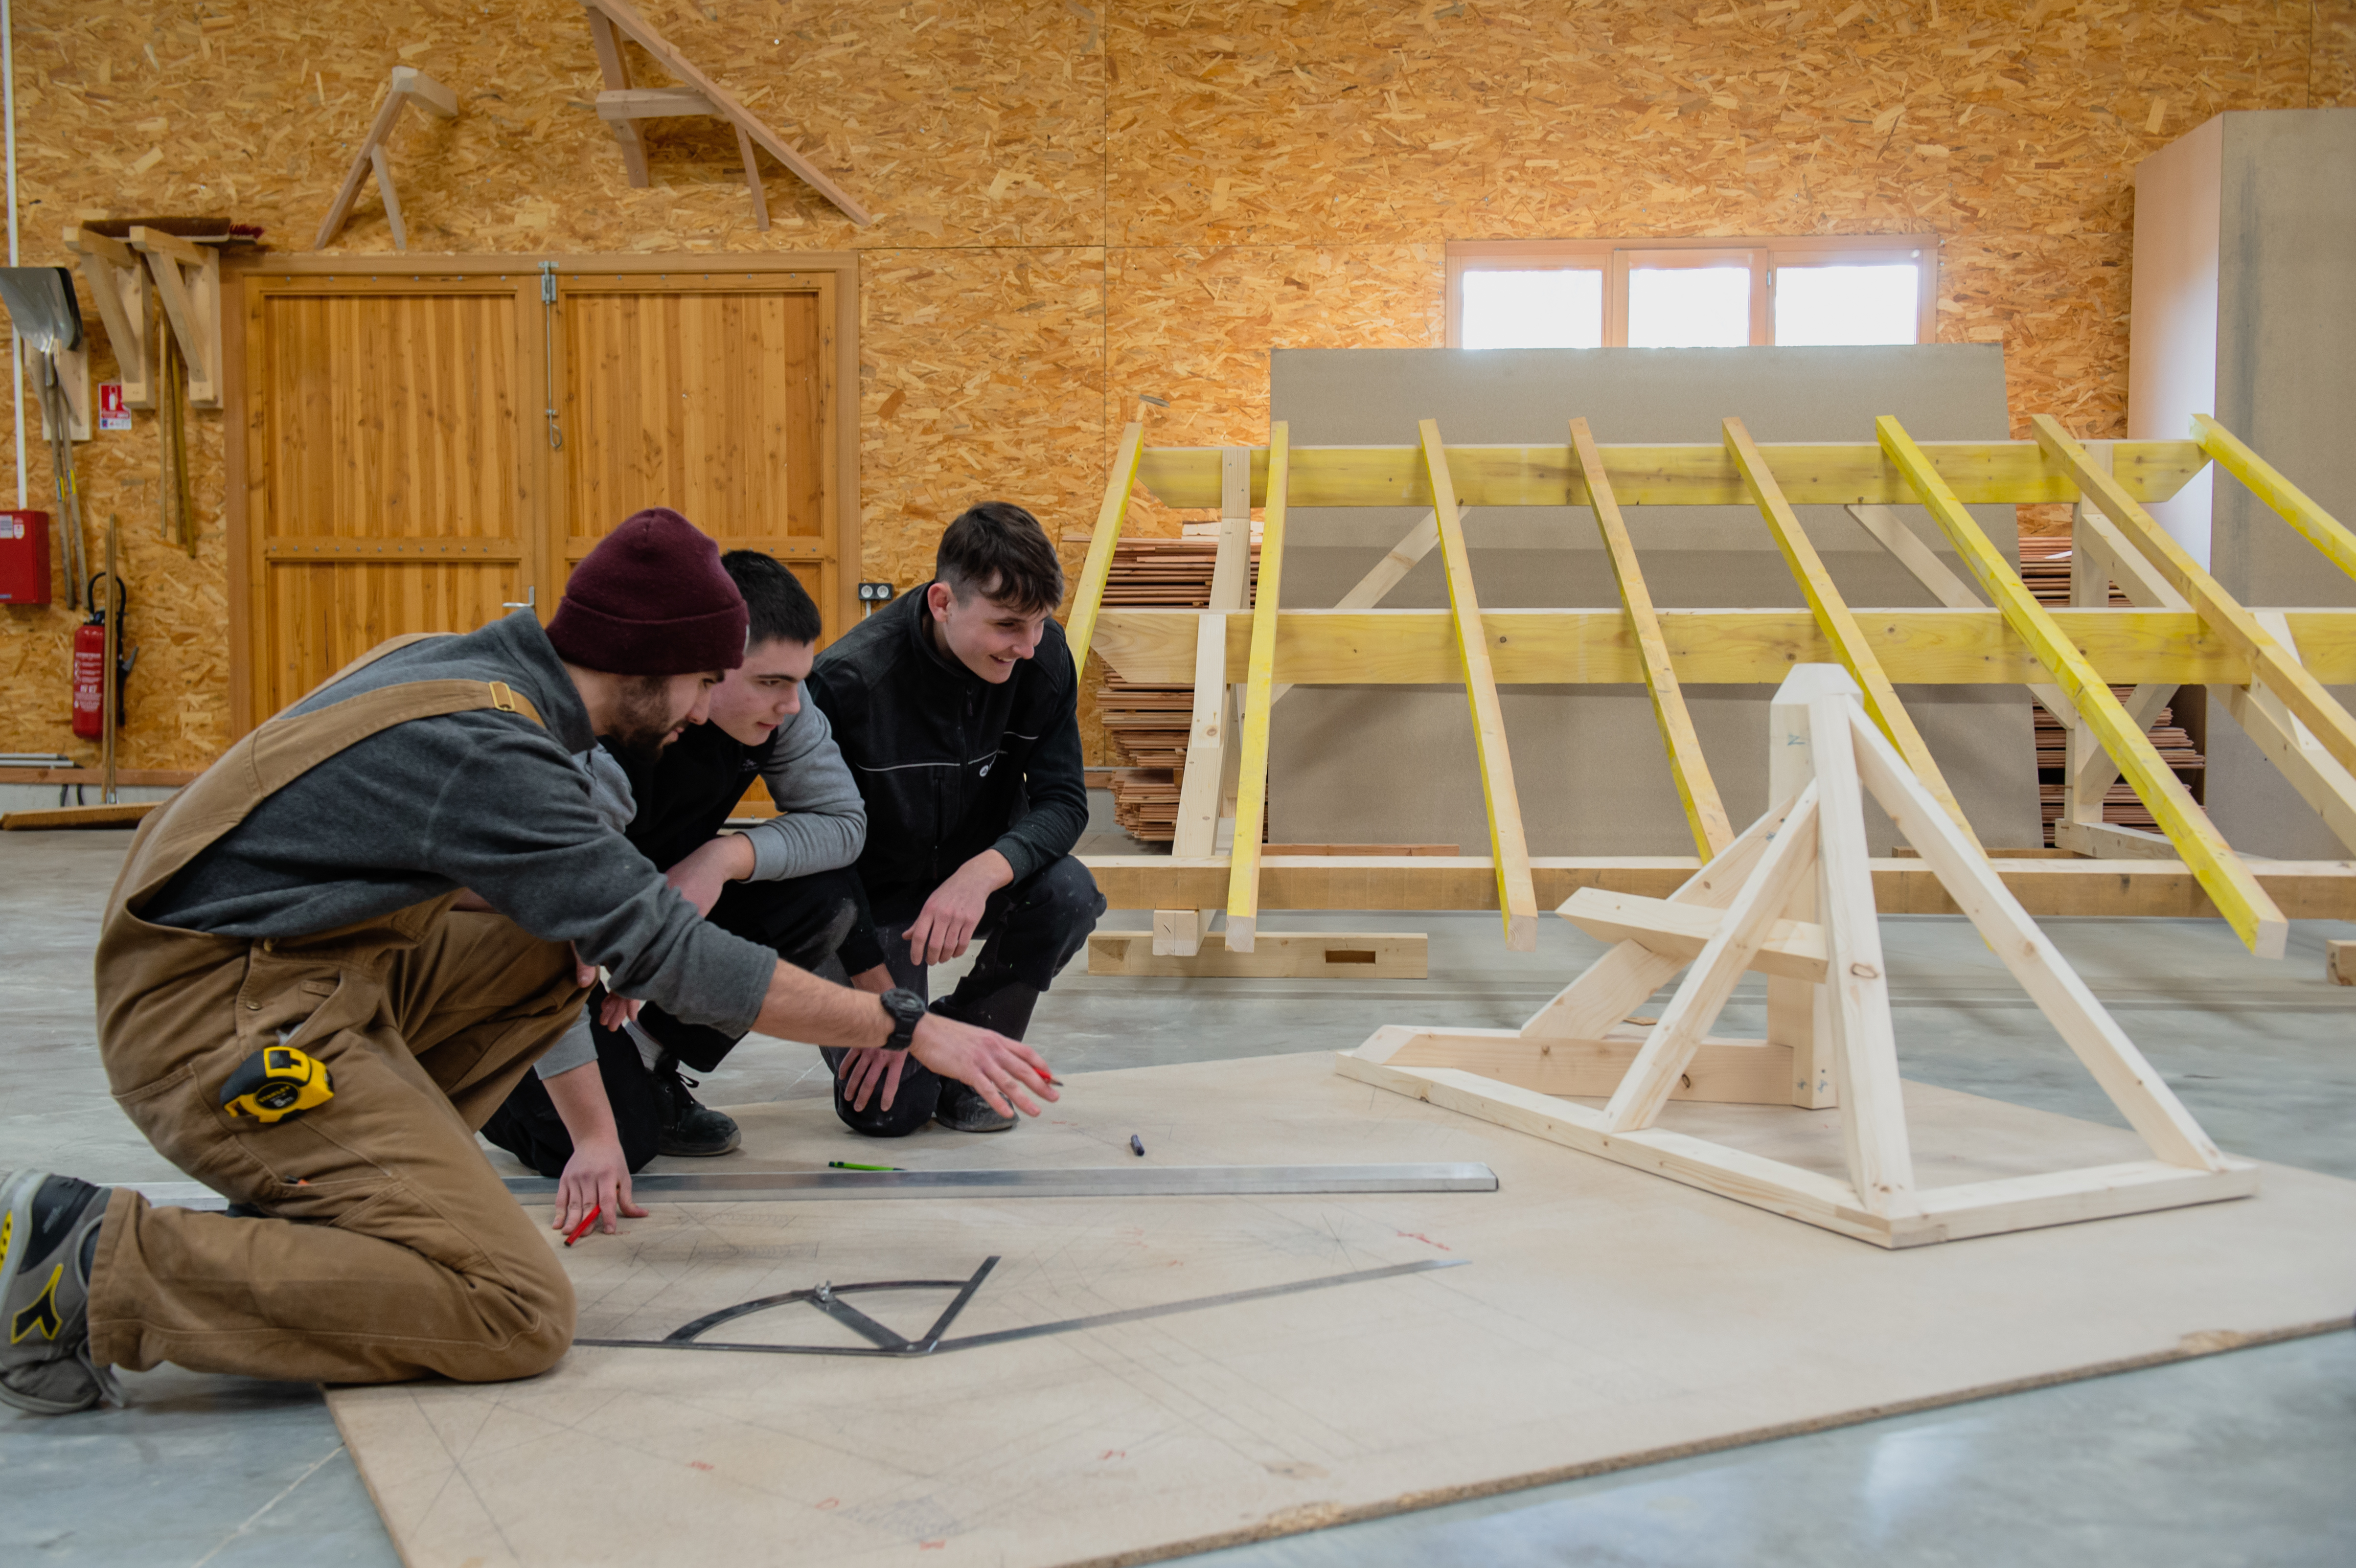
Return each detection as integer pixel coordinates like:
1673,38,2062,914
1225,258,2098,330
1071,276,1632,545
906,1012,1058,1120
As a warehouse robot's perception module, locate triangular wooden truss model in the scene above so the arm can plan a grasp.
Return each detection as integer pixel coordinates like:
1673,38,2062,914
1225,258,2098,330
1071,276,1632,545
314,67,459,252
1338,663,2258,1248
578,0,872,229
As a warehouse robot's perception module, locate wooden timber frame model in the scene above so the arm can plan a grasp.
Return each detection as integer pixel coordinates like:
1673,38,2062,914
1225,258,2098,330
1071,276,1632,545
1340,664,2259,1248
1067,413,2356,963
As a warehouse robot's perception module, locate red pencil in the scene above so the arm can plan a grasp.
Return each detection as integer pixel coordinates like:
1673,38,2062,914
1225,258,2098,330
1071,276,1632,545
563,1204,602,1247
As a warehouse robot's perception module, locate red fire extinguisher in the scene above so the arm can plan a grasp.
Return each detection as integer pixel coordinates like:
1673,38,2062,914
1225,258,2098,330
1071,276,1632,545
71,573,129,741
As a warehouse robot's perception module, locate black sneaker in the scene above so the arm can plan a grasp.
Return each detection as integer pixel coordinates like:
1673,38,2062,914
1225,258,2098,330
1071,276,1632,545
652,1062,741,1158
0,1170,120,1415
932,1081,1016,1135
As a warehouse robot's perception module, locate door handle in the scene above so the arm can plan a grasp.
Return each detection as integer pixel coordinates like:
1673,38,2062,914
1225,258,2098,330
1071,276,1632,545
503,586,537,611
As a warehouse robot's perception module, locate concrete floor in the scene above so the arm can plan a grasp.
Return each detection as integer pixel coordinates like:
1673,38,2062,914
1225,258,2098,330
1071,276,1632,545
4,818,2353,1566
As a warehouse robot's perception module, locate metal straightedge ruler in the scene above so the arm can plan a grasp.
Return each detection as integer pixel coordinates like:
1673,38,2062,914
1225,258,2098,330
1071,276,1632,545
123,1162,1498,1211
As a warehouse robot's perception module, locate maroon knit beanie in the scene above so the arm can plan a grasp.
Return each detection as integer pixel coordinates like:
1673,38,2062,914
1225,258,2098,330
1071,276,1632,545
546,508,748,675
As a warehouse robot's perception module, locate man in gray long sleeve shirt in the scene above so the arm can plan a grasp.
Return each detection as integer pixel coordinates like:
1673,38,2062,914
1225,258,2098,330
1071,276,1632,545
483,552,887,1177
0,513,1059,1417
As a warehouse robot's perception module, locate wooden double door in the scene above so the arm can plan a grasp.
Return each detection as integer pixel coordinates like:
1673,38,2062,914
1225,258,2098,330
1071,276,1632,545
232,256,854,728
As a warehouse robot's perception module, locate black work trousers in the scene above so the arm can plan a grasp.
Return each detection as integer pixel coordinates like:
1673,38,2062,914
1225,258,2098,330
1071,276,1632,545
481,867,876,1177
822,854,1104,1138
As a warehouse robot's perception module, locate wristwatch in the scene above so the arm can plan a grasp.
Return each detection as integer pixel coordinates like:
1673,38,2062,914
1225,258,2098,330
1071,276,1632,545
878,987,927,1052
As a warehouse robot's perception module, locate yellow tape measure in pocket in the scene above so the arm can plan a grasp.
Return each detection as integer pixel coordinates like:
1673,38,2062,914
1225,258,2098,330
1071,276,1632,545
219,1044,335,1124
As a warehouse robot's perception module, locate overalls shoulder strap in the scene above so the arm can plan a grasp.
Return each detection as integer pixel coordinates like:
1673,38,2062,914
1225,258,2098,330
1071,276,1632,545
299,631,453,703
113,637,548,914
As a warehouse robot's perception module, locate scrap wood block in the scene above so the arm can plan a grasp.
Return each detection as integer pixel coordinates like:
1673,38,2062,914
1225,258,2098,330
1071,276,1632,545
2330,940,2355,986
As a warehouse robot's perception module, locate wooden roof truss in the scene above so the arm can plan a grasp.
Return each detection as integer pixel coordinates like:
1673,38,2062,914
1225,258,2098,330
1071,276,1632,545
577,0,872,230
1069,417,2356,960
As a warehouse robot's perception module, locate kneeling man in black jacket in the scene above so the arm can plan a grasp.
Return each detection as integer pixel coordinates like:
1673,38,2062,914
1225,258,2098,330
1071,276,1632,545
808,501,1106,1135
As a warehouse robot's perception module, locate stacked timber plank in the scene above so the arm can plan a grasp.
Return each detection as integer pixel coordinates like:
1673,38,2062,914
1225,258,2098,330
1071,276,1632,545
2019,538,2205,845
1095,538,1257,843
2033,692,2203,840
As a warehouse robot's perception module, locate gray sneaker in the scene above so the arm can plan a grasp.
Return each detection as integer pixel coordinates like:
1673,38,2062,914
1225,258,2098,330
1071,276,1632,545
0,1170,120,1414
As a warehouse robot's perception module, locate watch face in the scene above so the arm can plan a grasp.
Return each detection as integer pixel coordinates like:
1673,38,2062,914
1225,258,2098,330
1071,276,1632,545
883,989,926,1034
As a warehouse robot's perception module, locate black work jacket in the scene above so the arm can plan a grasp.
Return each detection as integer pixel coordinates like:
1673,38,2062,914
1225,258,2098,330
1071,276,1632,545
804,584,1089,921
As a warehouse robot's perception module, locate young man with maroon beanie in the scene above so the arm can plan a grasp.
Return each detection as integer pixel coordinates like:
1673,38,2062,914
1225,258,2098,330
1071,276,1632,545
0,509,1056,1416
808,501,1106,1137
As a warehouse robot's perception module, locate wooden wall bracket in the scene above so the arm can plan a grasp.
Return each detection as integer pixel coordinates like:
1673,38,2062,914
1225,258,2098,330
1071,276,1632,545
313,66,459,252
63,226,154,409
127,227,220,409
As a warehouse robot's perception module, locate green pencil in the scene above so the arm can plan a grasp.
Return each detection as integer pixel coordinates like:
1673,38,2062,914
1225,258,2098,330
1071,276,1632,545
828,1160,902,1172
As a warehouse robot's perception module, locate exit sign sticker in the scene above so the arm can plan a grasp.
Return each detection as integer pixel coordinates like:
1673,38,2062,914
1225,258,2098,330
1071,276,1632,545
98,382,131,431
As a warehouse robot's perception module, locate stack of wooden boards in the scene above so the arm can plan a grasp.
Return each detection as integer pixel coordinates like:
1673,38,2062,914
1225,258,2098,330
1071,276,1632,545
1094,537,1256,843
2019,536,2207,844
2033,691,2203,842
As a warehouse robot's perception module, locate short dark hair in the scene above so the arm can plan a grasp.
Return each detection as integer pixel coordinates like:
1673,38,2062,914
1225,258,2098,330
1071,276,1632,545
936,501,1063,615
720,550,823,647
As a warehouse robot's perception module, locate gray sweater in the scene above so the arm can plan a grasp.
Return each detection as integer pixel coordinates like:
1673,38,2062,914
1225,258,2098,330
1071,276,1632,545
734,701,866,882
142,612,777,1035
528,709,867,1080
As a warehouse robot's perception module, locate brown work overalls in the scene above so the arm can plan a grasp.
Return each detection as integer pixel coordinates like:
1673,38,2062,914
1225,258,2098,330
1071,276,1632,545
84,650,589,1386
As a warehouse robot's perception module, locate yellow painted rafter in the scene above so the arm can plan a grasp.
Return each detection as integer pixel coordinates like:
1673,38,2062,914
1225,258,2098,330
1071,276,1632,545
2193,414,2356,585
1065,420,1144,679
2034,415,2356,788
1573,416,1733,858
1224,422,1290,952
1135,439,2212,511
1086,606,2356,688
1884,415,2286,958
1422,421,1540,949
1724,416,1979,847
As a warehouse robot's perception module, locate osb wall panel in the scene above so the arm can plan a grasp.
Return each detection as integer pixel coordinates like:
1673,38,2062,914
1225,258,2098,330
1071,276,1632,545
2,0,2351,770
860,246,1108,587
2326,3,2356,105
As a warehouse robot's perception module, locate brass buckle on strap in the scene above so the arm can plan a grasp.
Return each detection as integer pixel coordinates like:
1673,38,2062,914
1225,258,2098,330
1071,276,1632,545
487,681,520,713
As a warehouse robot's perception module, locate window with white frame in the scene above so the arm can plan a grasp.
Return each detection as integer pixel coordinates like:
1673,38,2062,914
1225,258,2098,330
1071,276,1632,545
1448,236,1936,350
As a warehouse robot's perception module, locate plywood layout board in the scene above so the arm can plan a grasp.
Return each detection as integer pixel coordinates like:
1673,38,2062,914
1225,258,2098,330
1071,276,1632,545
332,1053,2356,1568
